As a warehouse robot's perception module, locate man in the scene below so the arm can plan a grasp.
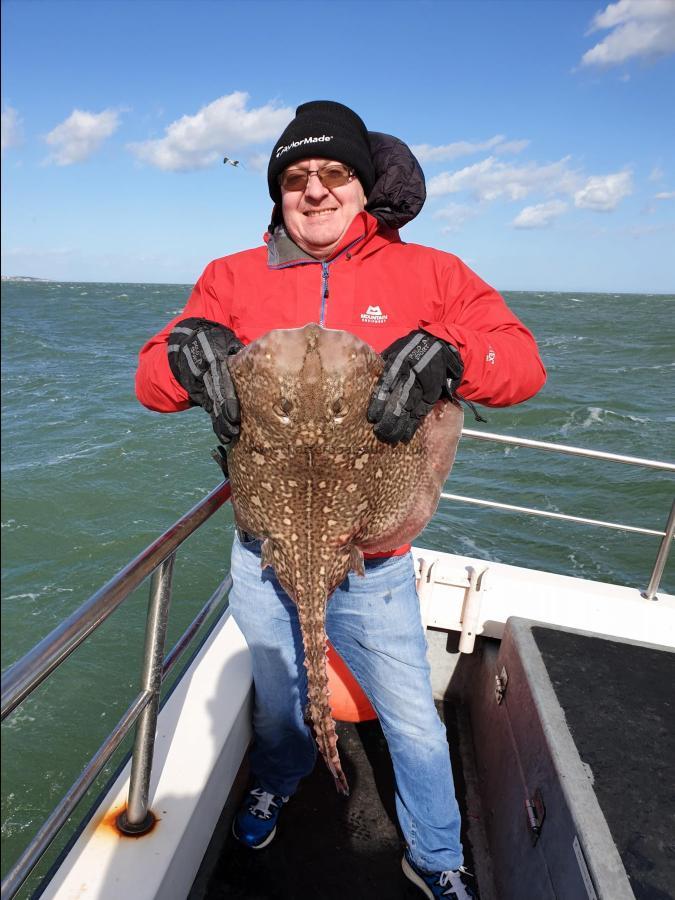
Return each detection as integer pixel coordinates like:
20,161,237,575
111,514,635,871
136,101,546,900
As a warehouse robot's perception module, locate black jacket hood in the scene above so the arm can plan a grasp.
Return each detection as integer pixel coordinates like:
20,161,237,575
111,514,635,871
365,131,426,229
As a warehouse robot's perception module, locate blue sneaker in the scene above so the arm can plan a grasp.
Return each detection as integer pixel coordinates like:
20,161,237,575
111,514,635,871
232,786,289,849
402,847,476,899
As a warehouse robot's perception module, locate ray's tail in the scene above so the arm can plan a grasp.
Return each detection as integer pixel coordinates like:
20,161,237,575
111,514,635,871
297,597,350,796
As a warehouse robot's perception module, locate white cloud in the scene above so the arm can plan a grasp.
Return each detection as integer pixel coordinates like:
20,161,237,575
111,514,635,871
512,200,568,229
412,134,528,164
591,0,674,30
581,0,675,67
496,139,531,154
413,136,502,163
432,202,479,232
44,108,121,165
428,156,579,201
574,170,633,210
654,190,675,199
129,92,292,172
4,245,76,258
649,165,665,181
1,105,23,151
246,152,270,172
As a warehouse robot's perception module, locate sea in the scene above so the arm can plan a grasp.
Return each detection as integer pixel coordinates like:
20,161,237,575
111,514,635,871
1,280,674,888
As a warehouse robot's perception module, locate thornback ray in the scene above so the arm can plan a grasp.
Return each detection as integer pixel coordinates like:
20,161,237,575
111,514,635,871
227,324,463,795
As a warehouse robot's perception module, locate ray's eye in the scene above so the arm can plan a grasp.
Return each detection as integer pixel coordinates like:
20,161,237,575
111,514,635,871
332,398,348,422
272,398,293,422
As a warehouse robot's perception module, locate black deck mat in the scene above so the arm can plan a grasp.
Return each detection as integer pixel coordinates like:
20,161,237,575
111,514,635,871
202,703,476,899
533,627,675,900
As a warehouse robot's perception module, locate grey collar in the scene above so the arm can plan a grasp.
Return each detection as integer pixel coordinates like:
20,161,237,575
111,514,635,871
267,225,318,268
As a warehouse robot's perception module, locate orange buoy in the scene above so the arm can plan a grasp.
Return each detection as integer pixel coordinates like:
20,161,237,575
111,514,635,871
326,641,377,722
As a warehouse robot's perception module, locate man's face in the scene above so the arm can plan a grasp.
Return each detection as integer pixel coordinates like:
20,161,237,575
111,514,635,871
280,158,367,260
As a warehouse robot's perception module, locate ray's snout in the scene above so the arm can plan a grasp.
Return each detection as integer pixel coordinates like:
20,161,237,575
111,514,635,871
242,324,374,378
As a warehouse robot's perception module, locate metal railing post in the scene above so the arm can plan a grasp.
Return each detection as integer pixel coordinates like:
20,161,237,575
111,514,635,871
642,500,675,601
118,553,175,833
1,480,231,722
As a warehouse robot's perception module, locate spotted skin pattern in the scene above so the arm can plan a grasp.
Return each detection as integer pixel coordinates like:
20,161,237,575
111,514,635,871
227,324,463,795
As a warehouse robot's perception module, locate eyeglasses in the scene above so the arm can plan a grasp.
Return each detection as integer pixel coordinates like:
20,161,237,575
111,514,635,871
278,163,355,193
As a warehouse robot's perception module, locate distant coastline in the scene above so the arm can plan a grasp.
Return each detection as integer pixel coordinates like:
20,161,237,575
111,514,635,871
1,275,51,282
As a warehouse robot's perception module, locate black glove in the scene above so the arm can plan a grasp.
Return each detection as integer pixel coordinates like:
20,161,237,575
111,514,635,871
168,317,244,444
367,330,463,445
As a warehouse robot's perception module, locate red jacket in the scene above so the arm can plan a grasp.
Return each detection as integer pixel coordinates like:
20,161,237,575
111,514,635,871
136,211,546,413
137,211,545,558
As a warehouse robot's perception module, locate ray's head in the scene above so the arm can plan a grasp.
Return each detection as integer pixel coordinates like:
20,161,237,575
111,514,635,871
228,324,381,447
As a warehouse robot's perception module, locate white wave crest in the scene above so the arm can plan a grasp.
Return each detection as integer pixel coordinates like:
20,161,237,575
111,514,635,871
560,406,649,436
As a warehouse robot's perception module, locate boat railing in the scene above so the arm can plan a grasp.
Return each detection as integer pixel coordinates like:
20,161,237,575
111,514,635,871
0,481,233,900
444,429,675,602
1,430,673,900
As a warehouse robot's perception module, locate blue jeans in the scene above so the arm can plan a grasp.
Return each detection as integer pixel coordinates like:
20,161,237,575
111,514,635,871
228,534,464,871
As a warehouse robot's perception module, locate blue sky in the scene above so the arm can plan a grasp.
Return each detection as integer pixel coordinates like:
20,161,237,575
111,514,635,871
1,0,674,292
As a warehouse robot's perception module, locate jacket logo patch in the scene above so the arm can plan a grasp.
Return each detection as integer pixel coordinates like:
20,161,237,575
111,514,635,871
360,305,388,324
486,348,496,365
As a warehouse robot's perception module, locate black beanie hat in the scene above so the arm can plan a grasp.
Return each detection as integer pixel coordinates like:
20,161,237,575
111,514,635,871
267,101,376,204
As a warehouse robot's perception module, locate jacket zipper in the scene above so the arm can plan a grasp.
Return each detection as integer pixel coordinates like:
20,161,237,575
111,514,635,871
317,235,364,325
320,262,330,324
269,233,365,325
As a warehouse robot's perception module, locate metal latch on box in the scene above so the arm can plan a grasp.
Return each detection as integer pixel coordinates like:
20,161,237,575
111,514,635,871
525,788,546,845
495,666,508,704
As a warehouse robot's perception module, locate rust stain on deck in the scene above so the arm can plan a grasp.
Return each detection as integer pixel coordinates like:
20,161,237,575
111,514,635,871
94,804,160,839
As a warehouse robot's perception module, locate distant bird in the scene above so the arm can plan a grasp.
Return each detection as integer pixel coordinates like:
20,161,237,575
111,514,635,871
223,157,241,167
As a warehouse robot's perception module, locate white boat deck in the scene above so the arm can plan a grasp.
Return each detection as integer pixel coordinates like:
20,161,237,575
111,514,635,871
36,549,675,900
